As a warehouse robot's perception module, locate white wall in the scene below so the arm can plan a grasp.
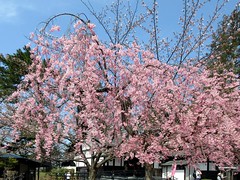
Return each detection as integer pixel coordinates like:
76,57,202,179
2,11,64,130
162,162,217,180
162,167,184,180
174,170,185,180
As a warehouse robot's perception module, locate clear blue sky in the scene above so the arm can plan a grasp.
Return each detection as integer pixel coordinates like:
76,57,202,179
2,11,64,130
0,0,238,55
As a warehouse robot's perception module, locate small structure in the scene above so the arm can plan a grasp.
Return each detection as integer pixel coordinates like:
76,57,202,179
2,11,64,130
161,160,220,180
219,166,240,180
0,153,49,180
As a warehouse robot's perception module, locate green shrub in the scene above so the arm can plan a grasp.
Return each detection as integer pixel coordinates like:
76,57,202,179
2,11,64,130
0,158,18,169
50,168,74,177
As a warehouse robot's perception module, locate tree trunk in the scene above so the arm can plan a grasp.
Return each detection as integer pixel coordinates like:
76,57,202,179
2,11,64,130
88,167,97,180
145,163,153,180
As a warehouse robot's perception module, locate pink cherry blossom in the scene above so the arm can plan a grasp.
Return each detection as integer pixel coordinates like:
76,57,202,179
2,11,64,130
9,20,240,179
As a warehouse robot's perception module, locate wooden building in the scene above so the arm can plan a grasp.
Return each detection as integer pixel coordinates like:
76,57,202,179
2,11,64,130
0,153,49,180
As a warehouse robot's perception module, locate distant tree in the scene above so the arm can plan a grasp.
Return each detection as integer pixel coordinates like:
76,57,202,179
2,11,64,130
0,157,18,169
208,4,240,76
0,46,32,102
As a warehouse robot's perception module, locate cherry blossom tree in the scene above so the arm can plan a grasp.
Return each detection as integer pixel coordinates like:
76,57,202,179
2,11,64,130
80,0,231,63
6,1,240,180
8,18,174,179
0,47,34,157
79,0,239,179
8,16,240,180
10,21,120,179
118,63,239,179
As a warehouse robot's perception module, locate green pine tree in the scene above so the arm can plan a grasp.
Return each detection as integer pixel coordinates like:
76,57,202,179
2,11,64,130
0,46,32,101
208,4,240,76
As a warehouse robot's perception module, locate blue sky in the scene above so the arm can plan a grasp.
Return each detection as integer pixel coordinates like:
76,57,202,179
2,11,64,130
0,0,238,55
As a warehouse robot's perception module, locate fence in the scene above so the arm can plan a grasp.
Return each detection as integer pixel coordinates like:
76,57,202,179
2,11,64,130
50,170,167,180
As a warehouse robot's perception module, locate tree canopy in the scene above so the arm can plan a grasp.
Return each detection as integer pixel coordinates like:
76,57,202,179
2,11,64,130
1,1,240,180
208,4,240,76
0,46,32,101
8,18,240,180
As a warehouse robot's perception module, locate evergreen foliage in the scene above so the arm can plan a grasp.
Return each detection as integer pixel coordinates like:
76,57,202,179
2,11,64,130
0,46,32,101
208,4,240,76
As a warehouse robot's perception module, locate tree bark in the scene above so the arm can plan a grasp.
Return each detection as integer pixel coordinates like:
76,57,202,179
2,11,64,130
88,167,97,180
145,163,153,180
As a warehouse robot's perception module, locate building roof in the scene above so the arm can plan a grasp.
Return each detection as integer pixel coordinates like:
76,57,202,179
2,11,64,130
0,153,50,167
0,153,24,159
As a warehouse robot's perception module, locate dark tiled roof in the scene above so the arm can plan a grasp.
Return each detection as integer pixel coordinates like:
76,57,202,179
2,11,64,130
0,153,50,167
0,153,24,159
